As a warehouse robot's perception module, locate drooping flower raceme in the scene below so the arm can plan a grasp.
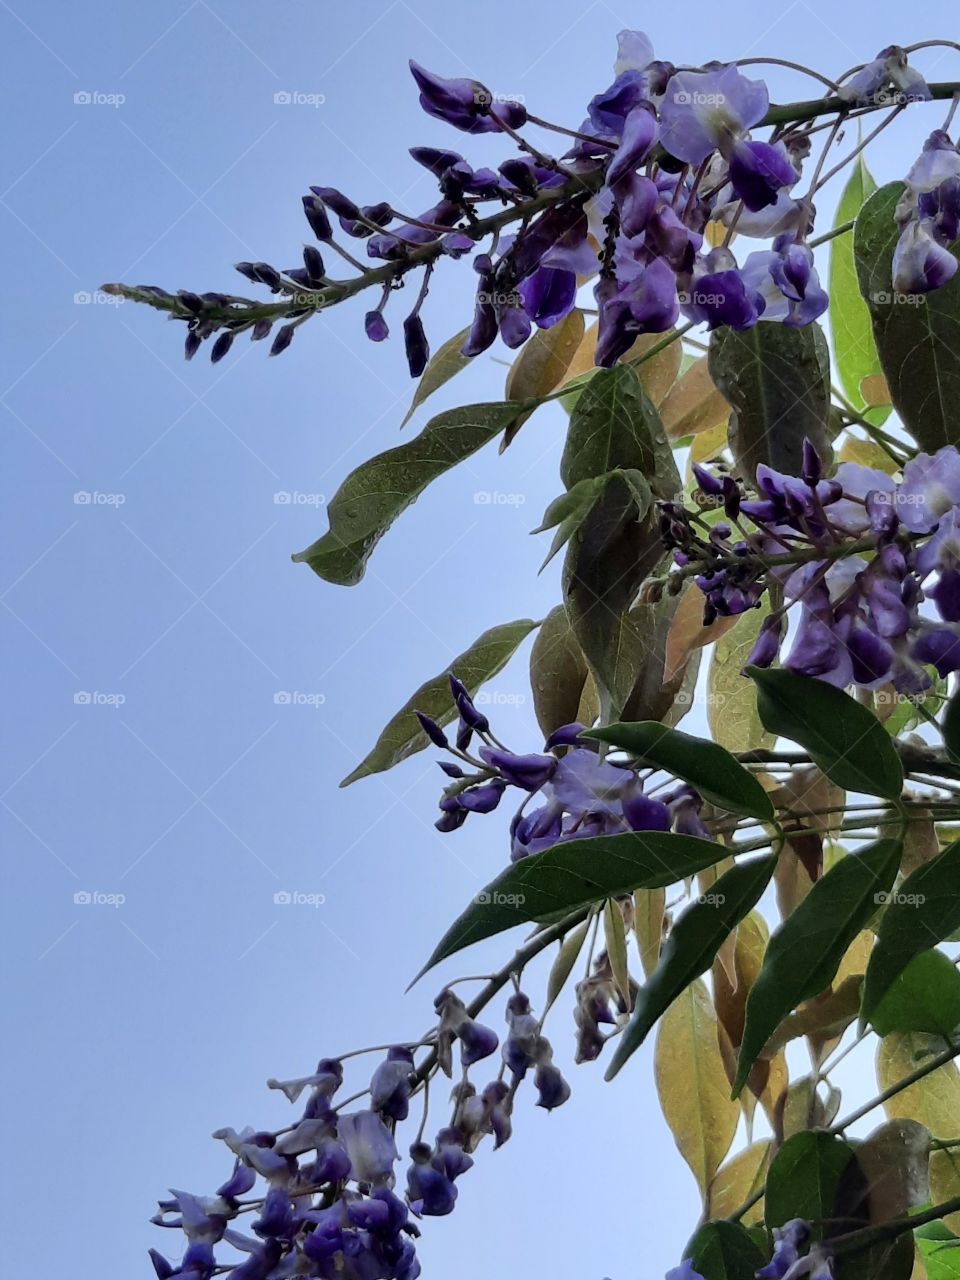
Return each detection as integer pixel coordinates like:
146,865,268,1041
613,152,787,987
663,443,960,694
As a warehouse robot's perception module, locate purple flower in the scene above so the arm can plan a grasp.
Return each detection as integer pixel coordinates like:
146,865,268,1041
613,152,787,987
479,746,557,790
898,448,960,532
547,748,631,816
606,104,659,183
370,1047,415,1122
518,265,578,329
757,1219,810,1278
338,1111,399,1187
659,65,768,165
406,1143,457,1216
893,220,958,293
728,139,797,211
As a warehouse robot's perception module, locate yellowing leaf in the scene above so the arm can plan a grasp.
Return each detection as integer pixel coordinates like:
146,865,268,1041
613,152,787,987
634,887,665,979
501,308,585,449
860,372,892,407
545,918,590,1012
707,1141,770,1224
839,434,899,475
655,979,740,1198
707,605,775,754
563,323,682,407
604,898,631,1005
664,585,739,684
930,1147,960,1234
691,418,729,464
661,356,731,441
877,1033,960,1137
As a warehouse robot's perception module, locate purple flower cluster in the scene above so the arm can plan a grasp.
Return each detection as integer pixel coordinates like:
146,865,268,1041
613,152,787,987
668,1218,832,1280
420,676,712,858
893,129,960,294
664,442,960,694
148,976,571,1280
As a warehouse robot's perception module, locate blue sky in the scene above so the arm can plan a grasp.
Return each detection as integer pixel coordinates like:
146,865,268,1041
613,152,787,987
3,2,955,1277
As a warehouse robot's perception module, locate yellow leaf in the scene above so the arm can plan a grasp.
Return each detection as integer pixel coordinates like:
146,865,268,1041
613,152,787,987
655,979,740,1197
691,418,729,464
545,919,590,1012
563,323,682,407
502,308,585,449
661,355,731,441
707,1141,770,1223
664,585,739,685
877,1033,960,1137
604,898,631,1006
633,887,665,979
839,434,899,475
860,372,892,407
707,605,775,753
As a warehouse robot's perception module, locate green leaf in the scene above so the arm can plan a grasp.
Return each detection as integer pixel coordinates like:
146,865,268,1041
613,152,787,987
528,605,595,738
748,666,904,800
545,918,591,1010
340,618,539,786
870,950,960,1037
534,469,651,570
855,182,960,451
862,839,960,1021
400,326,472,427
588,721,773,819
708,322,832,480
606,854,777,1079
293,400,523,584
918,1237,960,1280
734,837,903,1095
685,1221,767,1280
764,1131,856,1243
830,152,889,425
415,830,727,979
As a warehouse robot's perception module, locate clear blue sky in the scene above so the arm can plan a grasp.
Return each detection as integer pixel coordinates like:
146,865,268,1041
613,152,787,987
2,2,952,1277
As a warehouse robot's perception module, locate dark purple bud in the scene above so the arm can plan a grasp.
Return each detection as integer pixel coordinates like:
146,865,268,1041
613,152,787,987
365,310,389,342
409,61,526,134
403,313,429,377
499,157,540,196
449,674,489,732
210,331,234,364
148,1250,175,1280
438,760,464,778
310,186,360,220
184,330,202,361
435,806,468,832
303,245,326,283
457,780,506,813
370,1046,415,1121
746,614,784,669
533,1058,571,1110
692,463,725,496
410,146,464,176
728,139,797,212
251,319,272,342
252,262,283,290
801,438,823,485
458,1017,499,1065
499,305,532,348
269,324,296,357
543,722,587,750
302,195,333,241
416,711,449,747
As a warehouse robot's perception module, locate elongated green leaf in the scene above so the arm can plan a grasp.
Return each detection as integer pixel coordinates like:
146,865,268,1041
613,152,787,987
607,854,776,1079
861,838,960,1021
535,469,651,570
588,721,773,819
708,322,832,480
764,1131,856,1242
870,950,960,1037
293,400,523,584
748,667,903,800
400,326,472,427
340,618,539,786
416,829,727,979
685,1220,767,1280
830,152,889,425
528,605,594,738
545,918,591,1009
734,837,903,1095
855,182,960,451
